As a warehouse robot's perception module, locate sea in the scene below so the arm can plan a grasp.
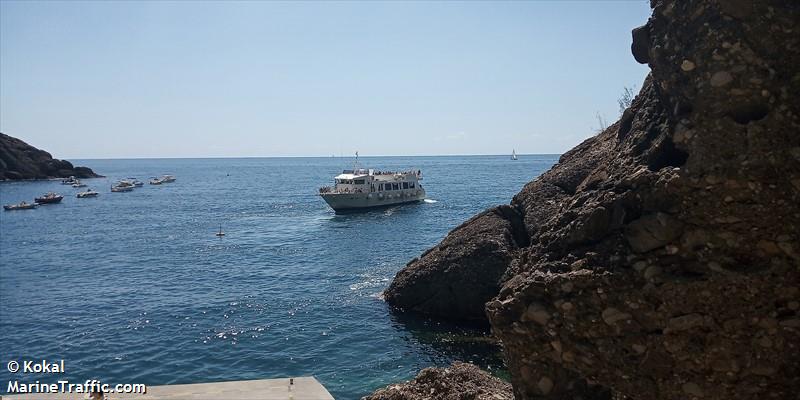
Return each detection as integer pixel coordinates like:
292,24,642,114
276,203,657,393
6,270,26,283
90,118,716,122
0,155,557,399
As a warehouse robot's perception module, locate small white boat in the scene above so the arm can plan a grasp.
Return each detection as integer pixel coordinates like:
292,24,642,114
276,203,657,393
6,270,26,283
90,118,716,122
61,176,78,185
116,180,135,188
511,149,518,160
126,178,144,187
161,175,176,183
149,178,163,185
77,189,99,198
72,179,87,188
111,185,133,192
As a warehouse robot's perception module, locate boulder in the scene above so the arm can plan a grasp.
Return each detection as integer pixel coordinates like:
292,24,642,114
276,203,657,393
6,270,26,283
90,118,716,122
383,205,528,323
362,362,512,400
624,212,683,253
631,24,650,64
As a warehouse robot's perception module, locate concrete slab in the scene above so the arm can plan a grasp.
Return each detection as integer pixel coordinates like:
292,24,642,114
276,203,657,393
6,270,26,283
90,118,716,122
2,377,334,400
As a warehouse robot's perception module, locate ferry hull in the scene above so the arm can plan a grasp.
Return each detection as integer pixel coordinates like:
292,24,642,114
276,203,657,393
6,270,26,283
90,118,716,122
320,190,426,213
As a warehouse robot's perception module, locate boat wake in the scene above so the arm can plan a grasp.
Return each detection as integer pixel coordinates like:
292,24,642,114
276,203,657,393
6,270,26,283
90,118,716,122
424,199,438,203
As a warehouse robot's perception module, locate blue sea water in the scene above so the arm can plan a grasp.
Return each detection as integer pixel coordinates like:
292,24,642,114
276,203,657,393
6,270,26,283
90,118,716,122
0,155,556,399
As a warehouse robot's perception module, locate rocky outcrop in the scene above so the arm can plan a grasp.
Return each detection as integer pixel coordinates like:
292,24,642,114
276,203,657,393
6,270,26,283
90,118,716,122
385,0,800,399
363,362,513,400
0,133,101,180
384,205,528,323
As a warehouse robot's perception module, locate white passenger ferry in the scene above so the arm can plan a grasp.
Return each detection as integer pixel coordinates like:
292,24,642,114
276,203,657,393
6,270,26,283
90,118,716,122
319,164,426,212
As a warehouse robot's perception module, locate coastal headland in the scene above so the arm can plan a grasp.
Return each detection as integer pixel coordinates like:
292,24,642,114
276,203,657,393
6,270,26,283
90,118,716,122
375,0,800,398
0,133,101,180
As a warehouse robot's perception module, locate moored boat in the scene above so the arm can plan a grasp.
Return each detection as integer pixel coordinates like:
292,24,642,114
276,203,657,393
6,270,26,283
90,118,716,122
77,189,99,198
126,178,144,187
72,179,87,188
111,184,133,192
161,174,176,183
149,177,163,185
61,176,78,185
319,164,425,213
34,192,64,204
3,201,38,211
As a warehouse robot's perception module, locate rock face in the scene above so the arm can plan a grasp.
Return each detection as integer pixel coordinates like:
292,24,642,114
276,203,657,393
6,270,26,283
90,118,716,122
0,133,101,180
362,362,513,400
384,0,800,399
384,205,528,323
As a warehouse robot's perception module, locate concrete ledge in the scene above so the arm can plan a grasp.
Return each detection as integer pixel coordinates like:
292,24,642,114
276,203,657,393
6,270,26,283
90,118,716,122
3,377,334,400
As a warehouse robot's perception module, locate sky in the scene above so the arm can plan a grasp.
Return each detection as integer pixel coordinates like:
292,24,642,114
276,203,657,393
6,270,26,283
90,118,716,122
1,1,651,159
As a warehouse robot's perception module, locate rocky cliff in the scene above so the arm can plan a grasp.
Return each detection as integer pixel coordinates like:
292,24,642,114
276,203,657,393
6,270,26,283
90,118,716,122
0,133,101,180
378,0,800,399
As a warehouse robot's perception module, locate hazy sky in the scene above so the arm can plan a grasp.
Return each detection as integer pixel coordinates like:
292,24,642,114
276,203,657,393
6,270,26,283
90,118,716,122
1,1,650,159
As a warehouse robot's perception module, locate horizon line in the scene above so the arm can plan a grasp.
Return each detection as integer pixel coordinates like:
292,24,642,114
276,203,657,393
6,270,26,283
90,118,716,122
66,153,562,161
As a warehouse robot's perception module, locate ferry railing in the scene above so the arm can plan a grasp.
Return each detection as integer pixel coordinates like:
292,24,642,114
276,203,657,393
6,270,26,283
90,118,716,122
318,187,369,194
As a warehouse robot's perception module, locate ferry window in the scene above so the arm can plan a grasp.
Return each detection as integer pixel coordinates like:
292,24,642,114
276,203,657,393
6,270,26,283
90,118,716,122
403,182,409,189
354,179,365,185
378,184,383,191
385,184,391,191
392,183,399,190
410,183,415,188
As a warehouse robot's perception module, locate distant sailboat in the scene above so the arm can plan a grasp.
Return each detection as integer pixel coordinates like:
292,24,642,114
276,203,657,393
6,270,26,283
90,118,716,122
511,149,518,160
216,225,225,237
